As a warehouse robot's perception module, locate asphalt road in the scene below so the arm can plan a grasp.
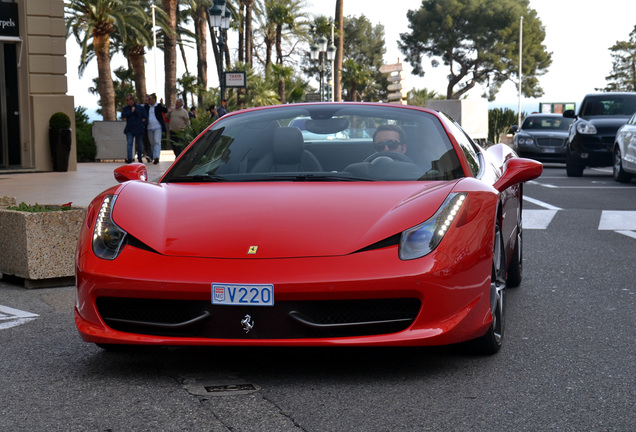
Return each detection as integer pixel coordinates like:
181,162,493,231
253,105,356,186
1,165,634,431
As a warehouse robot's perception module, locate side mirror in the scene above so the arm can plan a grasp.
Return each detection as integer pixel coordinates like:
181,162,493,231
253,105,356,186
493,158,543,192
114,163,148,183
563,109,576,119
509,125,519,134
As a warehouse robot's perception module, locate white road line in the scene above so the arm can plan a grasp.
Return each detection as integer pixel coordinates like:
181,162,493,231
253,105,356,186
598,211,636,239
0,305,39,330
523,209,558,229
615,230,636,240
528,180,626,189
524,196,562,210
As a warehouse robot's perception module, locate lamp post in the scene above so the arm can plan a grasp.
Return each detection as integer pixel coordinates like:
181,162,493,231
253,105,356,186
208,0,231,105
310,35,336,102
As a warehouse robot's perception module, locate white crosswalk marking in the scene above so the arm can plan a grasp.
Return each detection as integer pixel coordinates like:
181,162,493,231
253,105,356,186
0,305,39,330
598,211,636,239
523,209,558,230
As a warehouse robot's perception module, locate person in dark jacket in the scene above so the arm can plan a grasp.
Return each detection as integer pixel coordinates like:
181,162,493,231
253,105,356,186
121,94,148,163
144,93,168,164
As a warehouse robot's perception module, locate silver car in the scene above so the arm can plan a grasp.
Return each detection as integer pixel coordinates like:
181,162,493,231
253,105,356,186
613,111,636,183
511,114,573,162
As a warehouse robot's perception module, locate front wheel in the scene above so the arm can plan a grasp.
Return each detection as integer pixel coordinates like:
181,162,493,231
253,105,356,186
472,224,506,355
613,147,633,183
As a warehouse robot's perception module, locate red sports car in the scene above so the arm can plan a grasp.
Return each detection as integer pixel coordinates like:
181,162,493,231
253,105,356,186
75,103,542,354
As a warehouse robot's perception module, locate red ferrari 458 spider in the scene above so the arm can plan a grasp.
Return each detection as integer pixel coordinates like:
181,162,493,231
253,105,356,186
75,103,542,354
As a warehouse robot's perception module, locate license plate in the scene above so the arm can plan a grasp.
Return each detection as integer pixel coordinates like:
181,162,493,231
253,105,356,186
211,283,274,306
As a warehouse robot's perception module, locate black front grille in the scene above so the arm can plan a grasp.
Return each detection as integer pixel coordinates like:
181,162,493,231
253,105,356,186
536,137,565,148
96,297,421,339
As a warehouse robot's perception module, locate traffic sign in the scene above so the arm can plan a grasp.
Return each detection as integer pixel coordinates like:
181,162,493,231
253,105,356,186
379,63,402,74
387,83,402,91
387,74,402,83
387,91,403,100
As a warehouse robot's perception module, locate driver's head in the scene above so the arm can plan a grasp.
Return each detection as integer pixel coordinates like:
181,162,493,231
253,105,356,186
373,124,407,154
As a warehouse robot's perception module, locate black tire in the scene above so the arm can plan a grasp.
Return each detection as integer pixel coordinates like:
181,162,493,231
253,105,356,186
472,224,506,355
566,159,584,177
613,147,633,183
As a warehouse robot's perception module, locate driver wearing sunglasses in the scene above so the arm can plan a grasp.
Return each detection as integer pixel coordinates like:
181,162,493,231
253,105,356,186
373,124,407,154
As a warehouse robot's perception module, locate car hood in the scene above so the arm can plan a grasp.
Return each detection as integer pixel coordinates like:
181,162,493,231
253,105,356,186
580,116,630,129
111,180,460,258
519,130,568,138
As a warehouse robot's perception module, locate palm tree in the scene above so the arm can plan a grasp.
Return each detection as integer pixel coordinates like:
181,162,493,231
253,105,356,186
334,0,343,101
162,0,178,107
341,59,372,101
185,0,212,106
65,0,148,121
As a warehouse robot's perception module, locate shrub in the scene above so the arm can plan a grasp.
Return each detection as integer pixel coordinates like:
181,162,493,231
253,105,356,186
75,107,97,162
49,112,71,129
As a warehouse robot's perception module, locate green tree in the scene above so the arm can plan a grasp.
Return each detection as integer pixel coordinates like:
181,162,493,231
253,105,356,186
488,107,519,143
342,15,386,101
399,0,552,101
600,25,636,92
65,0,148,120
89,67,135,116
407,88,443,107
75,107,97,162
341,59,373,101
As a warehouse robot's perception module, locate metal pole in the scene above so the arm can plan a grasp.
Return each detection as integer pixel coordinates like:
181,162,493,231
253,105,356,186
518,16,523,128
219,31,225,104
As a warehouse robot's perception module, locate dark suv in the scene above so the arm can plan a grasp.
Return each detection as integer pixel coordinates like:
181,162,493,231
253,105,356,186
563,92,636,177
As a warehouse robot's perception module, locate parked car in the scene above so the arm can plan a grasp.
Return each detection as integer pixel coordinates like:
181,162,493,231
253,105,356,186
511,113,573,162
75,103,542,355
563,92,636,177
613,110,636,183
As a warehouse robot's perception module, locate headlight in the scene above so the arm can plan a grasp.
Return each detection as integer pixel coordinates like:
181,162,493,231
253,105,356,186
517,136,534,145
576,121,597,134
399,193,466,260
92,195,127,260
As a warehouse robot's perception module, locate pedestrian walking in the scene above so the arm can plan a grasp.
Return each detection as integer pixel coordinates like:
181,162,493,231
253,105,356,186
166,98,191,157
144,93,167,164
121,94,147,163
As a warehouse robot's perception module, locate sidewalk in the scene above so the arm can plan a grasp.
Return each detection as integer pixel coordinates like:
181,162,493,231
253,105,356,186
0,151,175,207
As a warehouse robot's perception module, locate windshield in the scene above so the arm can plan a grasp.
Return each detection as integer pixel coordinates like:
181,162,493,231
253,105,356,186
162,104,463,183
521,116,573,131
581,95,636,117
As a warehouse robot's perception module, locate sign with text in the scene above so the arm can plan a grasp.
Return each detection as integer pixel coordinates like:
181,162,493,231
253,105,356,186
379,63,402,74
0,3,19,38
224,72,246,88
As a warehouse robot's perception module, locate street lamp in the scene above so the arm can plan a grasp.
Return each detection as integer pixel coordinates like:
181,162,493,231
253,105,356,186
310,36,336,102
208,0,231,105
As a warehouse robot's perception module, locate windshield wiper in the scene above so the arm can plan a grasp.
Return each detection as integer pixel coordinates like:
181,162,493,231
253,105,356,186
168,174,228,183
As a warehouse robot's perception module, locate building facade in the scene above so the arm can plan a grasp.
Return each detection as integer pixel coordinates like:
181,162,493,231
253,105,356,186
0,0,75,172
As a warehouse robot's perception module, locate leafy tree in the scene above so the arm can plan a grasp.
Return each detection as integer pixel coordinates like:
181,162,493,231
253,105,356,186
407,88,443,107
88,67,135,116
488,107,519,143
75,107,96,162
341,59,373,101
65,0,148,120
600,25,636,92
342,15,386,101
399,0,552,101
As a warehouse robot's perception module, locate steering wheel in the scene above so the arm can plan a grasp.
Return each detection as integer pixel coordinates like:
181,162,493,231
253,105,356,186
364,151,414,164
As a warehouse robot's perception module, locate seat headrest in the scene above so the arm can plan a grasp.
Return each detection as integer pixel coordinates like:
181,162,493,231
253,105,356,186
273,127,304,164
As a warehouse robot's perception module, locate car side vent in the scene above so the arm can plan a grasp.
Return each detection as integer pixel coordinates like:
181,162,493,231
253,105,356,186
127,236,160,254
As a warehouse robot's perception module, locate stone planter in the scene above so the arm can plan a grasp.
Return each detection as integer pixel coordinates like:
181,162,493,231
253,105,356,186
0,196,86,288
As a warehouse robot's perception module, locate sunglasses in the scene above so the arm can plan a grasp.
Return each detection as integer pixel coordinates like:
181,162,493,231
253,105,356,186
374,139,402,151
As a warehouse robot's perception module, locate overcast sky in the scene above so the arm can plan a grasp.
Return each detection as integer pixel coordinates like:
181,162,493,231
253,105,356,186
66,0,635,116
